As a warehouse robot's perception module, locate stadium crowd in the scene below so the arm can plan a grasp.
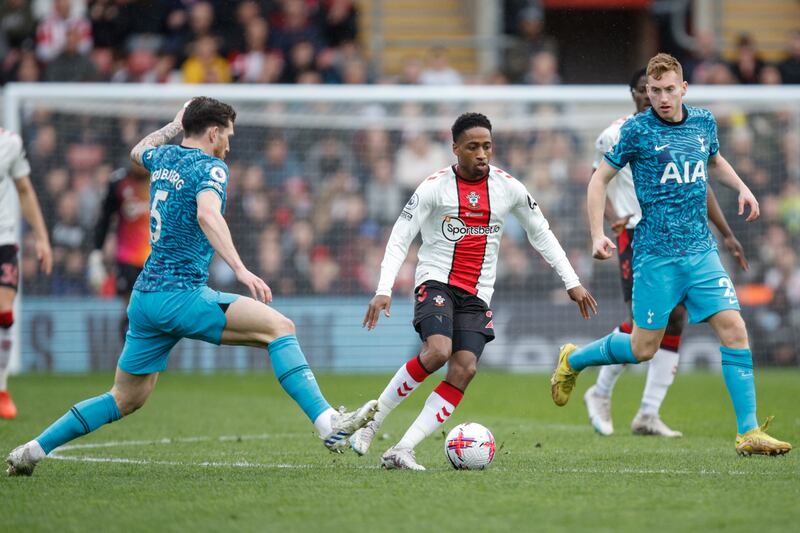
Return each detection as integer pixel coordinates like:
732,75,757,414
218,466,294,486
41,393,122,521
2,0,798,364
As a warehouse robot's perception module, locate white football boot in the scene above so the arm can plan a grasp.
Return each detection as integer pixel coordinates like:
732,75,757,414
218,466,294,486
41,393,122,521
631,412,683,437
381,447,425,471
584,385,614,436
350,420,381,456
6,441,46,477
322,399,378,452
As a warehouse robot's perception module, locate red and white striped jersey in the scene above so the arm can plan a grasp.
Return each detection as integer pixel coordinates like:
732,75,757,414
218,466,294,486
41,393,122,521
376,165,580,305
0,130,31,246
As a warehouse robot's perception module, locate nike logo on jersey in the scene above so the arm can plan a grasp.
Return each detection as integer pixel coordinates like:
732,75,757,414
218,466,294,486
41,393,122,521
655,144,670,152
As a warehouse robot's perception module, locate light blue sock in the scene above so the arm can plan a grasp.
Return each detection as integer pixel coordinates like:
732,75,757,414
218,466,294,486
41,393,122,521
268,335,331,423
720,346,758,434
568,332,639,372
36,392,121,454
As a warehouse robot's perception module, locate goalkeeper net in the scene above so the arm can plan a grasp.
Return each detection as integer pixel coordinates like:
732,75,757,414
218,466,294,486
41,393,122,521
4,83,800,372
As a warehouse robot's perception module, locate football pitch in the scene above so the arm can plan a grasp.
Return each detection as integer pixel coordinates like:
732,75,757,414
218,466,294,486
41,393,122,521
2,370,798,533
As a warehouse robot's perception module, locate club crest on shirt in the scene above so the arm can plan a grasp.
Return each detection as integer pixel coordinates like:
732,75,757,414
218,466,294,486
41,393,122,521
433,295,446,307
405,193,419,210
466,191,480,210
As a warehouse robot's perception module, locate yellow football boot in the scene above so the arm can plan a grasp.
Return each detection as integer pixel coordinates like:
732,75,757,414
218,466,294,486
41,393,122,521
736,416,792,456
550,343,579,406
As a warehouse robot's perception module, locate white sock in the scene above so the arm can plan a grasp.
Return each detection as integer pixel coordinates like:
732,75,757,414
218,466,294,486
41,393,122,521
396,382,462,450
594,364,625,398
640,348,679,415
374,357,430,426
0,327,12,391
26,440,46,461
313,407,337,437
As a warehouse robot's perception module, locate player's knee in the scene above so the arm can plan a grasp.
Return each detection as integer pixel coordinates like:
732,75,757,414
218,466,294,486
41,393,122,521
273,315,296,338
0,310,13,329
720,315,749,348
422,339,452,369
631,341,658,362
447,359,477,388
111,389,146,416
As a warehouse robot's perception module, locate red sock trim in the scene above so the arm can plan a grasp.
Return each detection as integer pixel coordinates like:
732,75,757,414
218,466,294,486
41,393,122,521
434,381,464,407
0,311,13,329
405,356,430,383
619,322,632,334
660,334,681,352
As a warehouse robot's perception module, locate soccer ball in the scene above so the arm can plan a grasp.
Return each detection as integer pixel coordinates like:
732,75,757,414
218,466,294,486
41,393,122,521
444,422,496,470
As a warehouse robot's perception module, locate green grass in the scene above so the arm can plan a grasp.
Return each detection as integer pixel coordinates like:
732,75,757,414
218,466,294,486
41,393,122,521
2,370,799,533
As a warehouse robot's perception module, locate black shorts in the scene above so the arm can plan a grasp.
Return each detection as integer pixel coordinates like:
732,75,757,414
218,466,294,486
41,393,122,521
116,262,142,296
617,228,634,302
412,280,495,356
0,244,19,291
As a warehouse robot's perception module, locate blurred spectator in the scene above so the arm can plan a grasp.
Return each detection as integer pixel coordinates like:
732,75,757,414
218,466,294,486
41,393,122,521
524,49,560,85
419,46,462,86
1,0,37,49
36,0,91,62
44,24,97,81
259,134,303,188
320,0,357,47
364,157,402,225
181,35,231,83
4,48,42,82
729,34,765,85
685,30,724,84
221,0,262,54
271,0,324,56
778,30,800,84
280,38,317,83
395,55,422,84
229,17,283,83
304,134,355,187
88,0,128,49
503,5,556,83
759,64,782,85
165,0,216,61
395,129,450,196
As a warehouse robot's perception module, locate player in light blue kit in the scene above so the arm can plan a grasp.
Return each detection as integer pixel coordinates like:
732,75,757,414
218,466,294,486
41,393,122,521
7,98,376,476
551,54,791,456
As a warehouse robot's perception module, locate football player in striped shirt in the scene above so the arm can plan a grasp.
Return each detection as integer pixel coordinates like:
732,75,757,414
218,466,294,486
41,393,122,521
353,112,597,470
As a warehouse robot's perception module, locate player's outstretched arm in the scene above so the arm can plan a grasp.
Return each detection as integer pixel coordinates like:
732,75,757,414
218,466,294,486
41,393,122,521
708,153,759,222
130,103,188,166
14,176,52,274
196,191,272,303
706,186,749,271
587,160,620,260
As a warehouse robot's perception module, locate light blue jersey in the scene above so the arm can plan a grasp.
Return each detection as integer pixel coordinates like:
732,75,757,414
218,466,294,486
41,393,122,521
134,145,229,292
604,105,719,257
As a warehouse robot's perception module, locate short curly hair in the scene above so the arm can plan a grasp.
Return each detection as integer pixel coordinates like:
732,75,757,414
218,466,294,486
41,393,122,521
451,112,492,142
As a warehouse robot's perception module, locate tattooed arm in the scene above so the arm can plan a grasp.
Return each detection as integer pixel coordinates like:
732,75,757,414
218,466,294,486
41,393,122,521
130,104,188,166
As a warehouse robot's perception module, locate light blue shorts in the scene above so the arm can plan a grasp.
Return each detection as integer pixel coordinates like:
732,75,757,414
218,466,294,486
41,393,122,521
631,249,740,330
118,287,239,374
